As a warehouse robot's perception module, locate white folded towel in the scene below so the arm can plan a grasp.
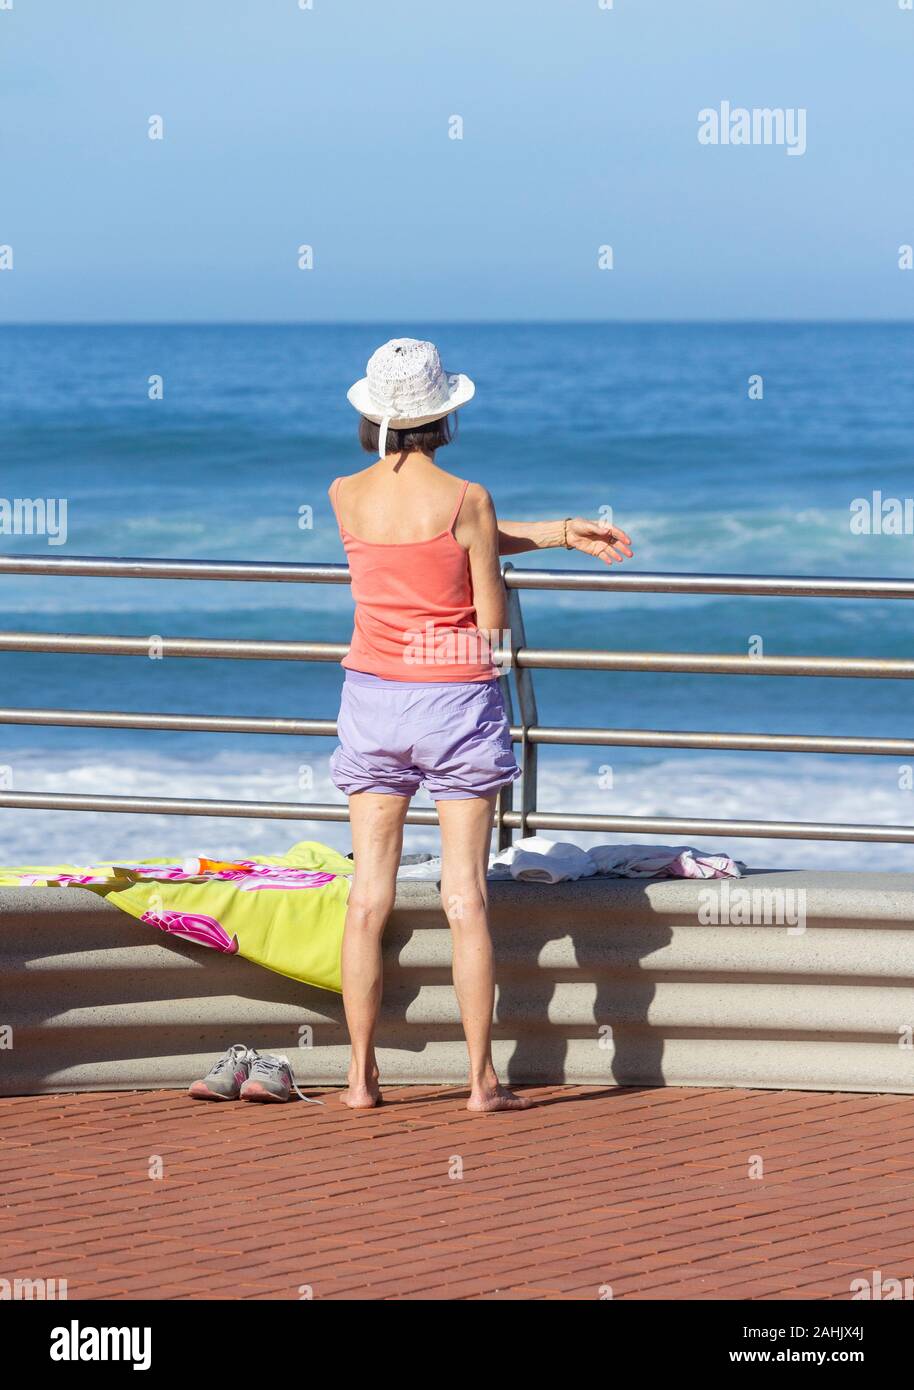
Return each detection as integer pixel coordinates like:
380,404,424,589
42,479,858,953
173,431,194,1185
488,836,596,884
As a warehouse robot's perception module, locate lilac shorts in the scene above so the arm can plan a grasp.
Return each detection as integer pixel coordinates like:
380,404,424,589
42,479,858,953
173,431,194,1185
330,669,521,801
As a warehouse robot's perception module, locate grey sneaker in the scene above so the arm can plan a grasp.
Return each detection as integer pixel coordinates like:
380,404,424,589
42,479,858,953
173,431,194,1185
188,1043,255,1101
240,1053,322,1105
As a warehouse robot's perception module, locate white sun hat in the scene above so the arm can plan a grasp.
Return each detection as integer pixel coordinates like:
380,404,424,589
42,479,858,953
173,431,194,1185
347,337,475,457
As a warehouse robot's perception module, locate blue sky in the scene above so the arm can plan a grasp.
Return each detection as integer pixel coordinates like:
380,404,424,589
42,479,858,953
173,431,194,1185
1,0,912,322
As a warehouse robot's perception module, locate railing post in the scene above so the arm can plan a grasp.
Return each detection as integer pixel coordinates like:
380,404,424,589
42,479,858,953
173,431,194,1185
502,563,538,842
494,672,515,852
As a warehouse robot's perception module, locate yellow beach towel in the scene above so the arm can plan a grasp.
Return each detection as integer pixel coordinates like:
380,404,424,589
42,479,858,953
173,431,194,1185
0,840,352,993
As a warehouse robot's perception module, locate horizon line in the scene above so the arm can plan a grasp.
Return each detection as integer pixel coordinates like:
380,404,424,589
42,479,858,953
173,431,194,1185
3,318,914,329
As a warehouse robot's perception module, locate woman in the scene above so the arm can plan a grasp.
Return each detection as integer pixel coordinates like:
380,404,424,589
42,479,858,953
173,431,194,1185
329,338,633,1111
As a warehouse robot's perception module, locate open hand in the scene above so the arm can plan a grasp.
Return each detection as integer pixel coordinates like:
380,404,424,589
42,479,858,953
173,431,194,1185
565,517,633,566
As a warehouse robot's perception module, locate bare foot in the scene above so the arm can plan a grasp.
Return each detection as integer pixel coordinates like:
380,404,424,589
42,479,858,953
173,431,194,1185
340,1071,382,1109
340,1084,381,1109
467,1084,533,1113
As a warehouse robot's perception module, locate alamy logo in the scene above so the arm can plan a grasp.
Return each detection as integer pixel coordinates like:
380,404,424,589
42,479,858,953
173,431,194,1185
49,1319,151,1370
850,1268,914,1300
1,1275,67,1299
698,881,807,933
698,101,807,156
0,496,68,545
849,491,914,535
403,623,510,668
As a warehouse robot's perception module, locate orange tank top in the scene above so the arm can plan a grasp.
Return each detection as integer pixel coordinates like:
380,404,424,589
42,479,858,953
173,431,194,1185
330,475,497,683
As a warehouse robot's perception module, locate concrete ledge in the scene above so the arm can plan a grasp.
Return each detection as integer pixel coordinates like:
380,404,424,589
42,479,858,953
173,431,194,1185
2,872,914,1095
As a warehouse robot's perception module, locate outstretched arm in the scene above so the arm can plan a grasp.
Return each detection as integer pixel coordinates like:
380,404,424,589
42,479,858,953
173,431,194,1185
498,517,633,566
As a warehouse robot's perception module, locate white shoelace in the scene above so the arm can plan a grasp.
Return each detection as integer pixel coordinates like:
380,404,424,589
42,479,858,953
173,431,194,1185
207,1042,252,1078
251,1053,324,1105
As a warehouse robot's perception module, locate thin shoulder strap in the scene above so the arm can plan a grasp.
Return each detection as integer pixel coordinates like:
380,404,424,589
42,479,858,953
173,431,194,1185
328,476,346,536
448,478,470,533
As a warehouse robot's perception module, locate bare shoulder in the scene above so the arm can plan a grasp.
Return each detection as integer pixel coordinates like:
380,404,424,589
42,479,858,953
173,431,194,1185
454,480,498,549
328,464,376,501
462,481,496,517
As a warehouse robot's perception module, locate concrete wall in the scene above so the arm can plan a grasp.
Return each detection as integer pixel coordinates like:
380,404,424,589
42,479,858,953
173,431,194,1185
2,871,914,1095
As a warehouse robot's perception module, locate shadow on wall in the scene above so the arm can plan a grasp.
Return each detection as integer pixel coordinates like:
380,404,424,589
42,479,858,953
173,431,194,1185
8,870,914,1095
489,881,668,1088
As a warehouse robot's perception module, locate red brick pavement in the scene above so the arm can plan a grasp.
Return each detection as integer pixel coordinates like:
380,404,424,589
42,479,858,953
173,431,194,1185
1,1085,912,1300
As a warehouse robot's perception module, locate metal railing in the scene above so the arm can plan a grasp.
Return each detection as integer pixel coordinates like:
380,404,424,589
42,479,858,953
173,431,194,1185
0,553,912,852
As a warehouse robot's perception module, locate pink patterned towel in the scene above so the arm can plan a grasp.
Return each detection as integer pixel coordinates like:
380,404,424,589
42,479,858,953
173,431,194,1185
586,844,744,879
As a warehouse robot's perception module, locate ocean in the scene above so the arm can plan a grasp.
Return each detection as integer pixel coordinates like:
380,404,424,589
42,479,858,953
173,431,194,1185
0,322,912,869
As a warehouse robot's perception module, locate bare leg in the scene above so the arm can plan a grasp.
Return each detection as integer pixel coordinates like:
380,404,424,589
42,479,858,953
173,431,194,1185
437,796,532,1112
340,792,409,1109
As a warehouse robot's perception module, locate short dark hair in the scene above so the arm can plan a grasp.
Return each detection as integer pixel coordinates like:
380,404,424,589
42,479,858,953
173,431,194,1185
358,412,456,456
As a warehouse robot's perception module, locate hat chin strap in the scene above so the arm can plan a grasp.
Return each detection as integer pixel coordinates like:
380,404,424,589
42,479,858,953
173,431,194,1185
377,399,450,458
